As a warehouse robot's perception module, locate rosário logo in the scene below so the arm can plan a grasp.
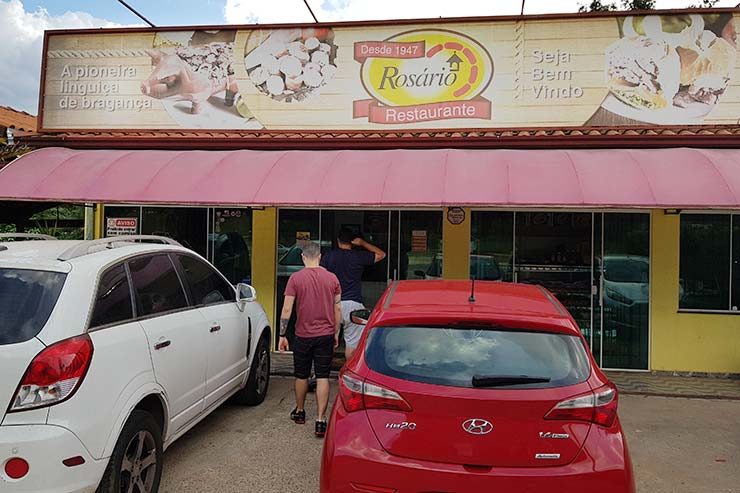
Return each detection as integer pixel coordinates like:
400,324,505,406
354,29,494,124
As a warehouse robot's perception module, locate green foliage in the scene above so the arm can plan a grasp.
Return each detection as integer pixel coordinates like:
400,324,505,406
624,0,656,9
579,0,617,11
28,205,85,239
30,205,84,221
2,205,85,240
579,0,718,11
686,0,719,7
0,144,32,165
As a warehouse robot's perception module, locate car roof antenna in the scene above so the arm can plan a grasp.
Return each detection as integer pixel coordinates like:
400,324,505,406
468,277,476,303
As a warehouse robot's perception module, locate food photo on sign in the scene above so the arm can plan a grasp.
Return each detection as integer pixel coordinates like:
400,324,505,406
244,28,339,103
586,13,737,125
139,30,263,129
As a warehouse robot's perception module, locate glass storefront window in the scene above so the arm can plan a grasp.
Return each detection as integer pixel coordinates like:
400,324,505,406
470,211,650,370
471,211,513,281
210,208,252,285
103,205,253,286
679,214,731,311
401,211,443,280
102,206,141,235
142,207,208,257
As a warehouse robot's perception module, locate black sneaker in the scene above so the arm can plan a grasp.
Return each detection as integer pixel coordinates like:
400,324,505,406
315,419,327,437
290,408,306,424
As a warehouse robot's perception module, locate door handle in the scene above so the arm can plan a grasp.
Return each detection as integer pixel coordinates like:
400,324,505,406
210,325,221,333
154,340,171,350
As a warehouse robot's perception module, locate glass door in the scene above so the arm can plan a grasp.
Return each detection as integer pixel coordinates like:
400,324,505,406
275,209,443,351
320,210,391,307
514,212,594,338
209,208,252,285
596,213,650,370
470,210,650,370
275,209,320,350
393,211,443,282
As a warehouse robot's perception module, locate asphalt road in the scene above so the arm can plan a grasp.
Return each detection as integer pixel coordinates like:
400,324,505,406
160,377,740,493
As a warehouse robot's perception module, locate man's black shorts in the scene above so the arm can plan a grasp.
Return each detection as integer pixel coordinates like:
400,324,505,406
293,334,334,379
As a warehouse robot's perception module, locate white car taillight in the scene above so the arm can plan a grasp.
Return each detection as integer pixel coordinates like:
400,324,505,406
8,335,94,412
544,383,618,428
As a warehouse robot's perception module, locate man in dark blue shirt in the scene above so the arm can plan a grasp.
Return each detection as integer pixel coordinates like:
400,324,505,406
321,227,386,359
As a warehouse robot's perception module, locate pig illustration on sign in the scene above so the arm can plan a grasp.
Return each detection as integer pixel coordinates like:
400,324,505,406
140,37,238,115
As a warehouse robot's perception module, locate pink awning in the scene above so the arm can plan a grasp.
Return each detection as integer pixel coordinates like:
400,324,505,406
1,146,739,208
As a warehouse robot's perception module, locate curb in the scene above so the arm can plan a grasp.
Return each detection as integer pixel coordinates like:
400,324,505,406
619,390,740,401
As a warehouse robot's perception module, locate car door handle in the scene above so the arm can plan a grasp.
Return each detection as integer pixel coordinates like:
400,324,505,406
210,325,221,333
154,340,171,350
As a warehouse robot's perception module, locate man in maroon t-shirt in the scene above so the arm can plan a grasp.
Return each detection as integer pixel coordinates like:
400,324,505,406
278,241,341,437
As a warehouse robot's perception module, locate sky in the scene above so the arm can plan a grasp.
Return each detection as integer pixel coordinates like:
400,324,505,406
2,0,739,114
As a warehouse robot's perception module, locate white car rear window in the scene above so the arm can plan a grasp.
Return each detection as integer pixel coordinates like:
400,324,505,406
0,268,66,345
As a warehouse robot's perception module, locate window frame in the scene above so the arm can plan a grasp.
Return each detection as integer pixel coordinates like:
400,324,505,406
678,212,740,315
86,262,137,331
172,252,237,309
127,253,193,320
86,252,204,333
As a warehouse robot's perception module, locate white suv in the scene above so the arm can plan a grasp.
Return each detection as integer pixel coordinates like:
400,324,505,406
0,234,271,492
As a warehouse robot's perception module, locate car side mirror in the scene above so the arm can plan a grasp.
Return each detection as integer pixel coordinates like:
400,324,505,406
414,270,426,278
350,309,371,326
236,283,257,310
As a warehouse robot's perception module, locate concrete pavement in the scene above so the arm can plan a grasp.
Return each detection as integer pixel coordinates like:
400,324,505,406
160,377,740,493
619,395,740,493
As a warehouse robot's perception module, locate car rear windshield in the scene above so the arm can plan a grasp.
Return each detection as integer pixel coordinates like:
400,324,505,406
365,326,591,389
0,268,67,345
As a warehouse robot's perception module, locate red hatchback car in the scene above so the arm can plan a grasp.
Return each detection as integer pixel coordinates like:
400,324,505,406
321,280,635,493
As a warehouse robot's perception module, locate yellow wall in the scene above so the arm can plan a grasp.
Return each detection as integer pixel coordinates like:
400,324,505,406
93,204,103,239
251,208,278,345
650,210,740,373
442,207,471,280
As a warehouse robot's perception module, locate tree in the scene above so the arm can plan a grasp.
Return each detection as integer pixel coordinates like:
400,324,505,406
686,0,720,7
0,143,31,166
624,0,656,9
579,0,718,11
579,0,617,11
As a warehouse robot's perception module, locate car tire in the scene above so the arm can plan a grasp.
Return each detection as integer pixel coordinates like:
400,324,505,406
233,334,270,406
97,410,163,493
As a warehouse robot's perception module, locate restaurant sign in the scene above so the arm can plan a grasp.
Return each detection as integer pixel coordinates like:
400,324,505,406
39,10,740,130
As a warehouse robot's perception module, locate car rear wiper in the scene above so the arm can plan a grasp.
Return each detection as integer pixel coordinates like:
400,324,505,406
472,375,551,388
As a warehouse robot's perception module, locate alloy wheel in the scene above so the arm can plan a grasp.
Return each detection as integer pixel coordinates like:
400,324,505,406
120,430,157,493
256,349,269,395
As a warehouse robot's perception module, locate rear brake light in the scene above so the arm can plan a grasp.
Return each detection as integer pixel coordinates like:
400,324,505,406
8,335,93,412
544,383,618,428
338,369,411,413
